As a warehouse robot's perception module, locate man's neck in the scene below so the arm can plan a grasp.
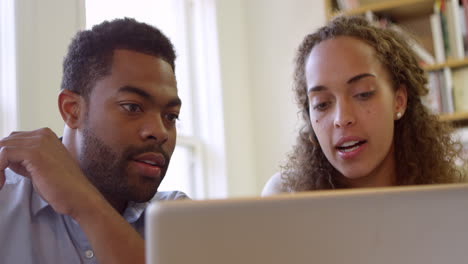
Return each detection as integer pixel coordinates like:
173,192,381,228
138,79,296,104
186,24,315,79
102,193,128,215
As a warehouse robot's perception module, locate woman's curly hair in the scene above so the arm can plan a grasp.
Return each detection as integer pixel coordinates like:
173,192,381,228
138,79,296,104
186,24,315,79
282,15,465,191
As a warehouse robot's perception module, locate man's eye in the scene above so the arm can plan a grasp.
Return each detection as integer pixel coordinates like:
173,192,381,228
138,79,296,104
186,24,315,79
121,103,142,113
165,113,179,123
313,102,330,111
355,91,375,100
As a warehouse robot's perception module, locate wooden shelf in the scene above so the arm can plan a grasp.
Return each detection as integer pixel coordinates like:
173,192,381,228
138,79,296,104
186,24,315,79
423,58,468,71
328,0,435,20
439,112,468,122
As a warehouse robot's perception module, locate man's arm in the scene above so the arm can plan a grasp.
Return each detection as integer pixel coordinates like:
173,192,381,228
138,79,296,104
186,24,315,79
0,128,144,264
73,190,145,264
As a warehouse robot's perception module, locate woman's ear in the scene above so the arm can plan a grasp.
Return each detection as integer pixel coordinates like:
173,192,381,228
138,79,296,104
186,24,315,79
394,84,408,120
58,90,85,129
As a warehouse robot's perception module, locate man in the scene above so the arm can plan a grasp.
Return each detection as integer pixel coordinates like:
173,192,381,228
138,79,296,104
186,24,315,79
0,18,187,264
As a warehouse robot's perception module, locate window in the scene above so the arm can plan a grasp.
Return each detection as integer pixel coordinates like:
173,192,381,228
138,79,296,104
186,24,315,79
85,0,226,199
0,0,17,138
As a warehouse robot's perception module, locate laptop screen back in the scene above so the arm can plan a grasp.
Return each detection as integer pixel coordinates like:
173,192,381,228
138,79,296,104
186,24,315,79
146,183,468,264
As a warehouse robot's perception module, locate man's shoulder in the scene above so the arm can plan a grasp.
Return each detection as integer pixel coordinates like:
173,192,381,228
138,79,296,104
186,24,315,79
153,190,190,201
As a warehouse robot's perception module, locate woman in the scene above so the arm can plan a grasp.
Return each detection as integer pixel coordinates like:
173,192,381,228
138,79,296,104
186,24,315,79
262,15,465,195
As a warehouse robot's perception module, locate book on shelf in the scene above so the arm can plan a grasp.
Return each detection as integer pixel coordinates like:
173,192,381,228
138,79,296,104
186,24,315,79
453,127,468,162
336,0,360,11
456,127,468,144
431,0,468,61
364,10,376,23
430,12,446,63
452,67,468,112
442,67,455,114
462,0,468,52
424,68,455,114
424,71,443,114
445,0,465,59
439,0,452,58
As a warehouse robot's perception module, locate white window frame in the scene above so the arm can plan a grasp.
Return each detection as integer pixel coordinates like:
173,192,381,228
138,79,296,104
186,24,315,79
0,0,17,138
188,0,227,198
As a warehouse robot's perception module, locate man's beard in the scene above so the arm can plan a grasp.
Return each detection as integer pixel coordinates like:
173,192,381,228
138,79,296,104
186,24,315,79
79,127,169,204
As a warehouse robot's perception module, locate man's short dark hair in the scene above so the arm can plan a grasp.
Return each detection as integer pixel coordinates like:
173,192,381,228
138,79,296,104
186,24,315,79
61,17,176,99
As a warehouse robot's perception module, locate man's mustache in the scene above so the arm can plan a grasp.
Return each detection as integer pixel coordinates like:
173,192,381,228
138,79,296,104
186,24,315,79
123,145,170,166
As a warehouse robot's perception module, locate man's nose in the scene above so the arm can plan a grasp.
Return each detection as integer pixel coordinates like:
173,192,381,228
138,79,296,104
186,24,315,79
140,114,169,143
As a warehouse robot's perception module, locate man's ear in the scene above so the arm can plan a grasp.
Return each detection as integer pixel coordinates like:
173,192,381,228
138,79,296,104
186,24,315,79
394,84,408,120
58,90,85,129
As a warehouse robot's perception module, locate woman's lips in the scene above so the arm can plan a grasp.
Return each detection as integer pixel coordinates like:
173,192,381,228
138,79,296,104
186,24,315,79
336,140,367,160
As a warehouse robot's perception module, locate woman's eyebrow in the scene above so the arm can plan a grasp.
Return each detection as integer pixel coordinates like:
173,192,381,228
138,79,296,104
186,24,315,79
347,73,375,84
308,85,327,93
308,73,376,93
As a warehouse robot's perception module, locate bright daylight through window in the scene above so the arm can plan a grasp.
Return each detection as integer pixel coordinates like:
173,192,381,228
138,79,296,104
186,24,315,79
0,0,17,138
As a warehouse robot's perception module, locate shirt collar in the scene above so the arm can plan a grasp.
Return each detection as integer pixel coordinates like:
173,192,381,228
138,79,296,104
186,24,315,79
122,201,150,223
31,187,50,216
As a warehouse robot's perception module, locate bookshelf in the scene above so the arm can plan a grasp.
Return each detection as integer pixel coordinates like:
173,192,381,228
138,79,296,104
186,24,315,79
440,111,468,122
423,57,468,71
325,0,468,125
326,0,433,20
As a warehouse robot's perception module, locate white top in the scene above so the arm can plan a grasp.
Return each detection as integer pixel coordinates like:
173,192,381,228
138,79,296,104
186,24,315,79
261,172,287,196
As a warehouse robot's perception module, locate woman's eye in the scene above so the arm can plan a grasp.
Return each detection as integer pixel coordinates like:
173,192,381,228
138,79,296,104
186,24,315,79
355,91,375,100
313,102,330,111
121,103,142,113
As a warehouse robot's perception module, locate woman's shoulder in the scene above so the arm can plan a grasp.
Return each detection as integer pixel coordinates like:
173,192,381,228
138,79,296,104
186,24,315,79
261,172,290,196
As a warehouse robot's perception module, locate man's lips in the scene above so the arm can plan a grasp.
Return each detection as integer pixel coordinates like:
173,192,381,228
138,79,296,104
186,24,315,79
133,152,166,167
131,152,166,179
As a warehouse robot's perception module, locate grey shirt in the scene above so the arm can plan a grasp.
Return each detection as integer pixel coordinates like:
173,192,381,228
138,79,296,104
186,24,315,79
0,169,188,264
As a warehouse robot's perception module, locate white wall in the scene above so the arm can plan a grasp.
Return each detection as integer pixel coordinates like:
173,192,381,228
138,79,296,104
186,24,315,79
215,0,256,197
216,0,326,197
15,0,84,135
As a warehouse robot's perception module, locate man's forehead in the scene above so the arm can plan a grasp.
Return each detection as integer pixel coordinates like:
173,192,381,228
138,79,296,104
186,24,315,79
110,49,174,76
87,49,178,101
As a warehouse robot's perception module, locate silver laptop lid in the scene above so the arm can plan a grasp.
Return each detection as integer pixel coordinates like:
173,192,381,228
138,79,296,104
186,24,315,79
146,183,468,264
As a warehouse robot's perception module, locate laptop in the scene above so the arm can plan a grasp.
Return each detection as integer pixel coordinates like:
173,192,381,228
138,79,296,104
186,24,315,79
145,183,468,264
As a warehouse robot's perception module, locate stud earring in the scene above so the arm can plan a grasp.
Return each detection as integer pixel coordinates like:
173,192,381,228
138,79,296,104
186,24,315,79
396,112,402,119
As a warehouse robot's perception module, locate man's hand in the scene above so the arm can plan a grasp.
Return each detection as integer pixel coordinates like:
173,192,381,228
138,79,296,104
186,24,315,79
0,128,145,264
0,128,101,217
